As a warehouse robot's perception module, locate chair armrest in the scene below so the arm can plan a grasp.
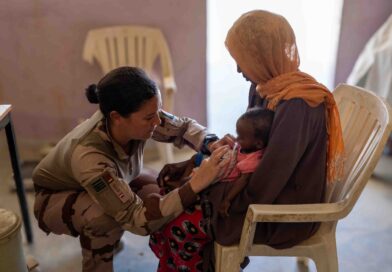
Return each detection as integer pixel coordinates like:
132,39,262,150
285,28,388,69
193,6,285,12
246,201,349,223
162,76,177,93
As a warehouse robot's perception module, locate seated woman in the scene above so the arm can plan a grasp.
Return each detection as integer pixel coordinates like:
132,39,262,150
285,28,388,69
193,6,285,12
150,10,344,271
32,66,230,272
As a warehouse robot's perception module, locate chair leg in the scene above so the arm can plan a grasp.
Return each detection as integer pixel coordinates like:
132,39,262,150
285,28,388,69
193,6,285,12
312,243,338,272
214,243,241,272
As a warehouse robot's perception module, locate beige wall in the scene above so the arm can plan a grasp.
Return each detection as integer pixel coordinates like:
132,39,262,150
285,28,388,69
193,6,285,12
334,0,392,85
0,0,206,152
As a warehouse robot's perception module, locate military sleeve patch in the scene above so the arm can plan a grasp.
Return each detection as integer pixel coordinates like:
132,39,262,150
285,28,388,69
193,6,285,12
91,178,107,192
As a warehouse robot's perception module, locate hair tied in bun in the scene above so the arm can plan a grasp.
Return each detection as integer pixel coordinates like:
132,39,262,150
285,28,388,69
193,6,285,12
85,84,99,104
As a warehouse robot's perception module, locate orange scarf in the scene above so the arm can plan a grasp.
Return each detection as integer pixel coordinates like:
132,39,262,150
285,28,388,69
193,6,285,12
257,71,345,183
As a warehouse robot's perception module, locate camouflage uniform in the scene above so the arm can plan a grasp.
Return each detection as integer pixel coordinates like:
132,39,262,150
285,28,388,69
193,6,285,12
32,110,207,272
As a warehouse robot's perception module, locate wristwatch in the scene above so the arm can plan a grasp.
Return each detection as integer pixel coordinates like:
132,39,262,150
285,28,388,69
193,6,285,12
200,134,219,155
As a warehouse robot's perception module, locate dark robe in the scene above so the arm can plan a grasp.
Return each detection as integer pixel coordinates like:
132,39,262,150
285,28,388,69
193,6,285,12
203,84,327,269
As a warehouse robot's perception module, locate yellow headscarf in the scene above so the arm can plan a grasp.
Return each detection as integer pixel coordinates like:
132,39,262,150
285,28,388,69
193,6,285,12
225,10,344,183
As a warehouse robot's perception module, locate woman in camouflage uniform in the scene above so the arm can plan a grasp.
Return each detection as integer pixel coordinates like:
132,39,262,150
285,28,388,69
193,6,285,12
32,67,229,272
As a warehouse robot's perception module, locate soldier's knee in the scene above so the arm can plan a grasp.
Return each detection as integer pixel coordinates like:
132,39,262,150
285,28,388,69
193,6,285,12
83,214,123,238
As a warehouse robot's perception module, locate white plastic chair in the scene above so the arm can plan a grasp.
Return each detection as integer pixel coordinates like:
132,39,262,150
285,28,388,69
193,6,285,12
214,84,392,272
83,25,177,163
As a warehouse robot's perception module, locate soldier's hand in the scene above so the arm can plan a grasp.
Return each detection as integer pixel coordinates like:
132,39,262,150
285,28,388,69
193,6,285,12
189,145,230,193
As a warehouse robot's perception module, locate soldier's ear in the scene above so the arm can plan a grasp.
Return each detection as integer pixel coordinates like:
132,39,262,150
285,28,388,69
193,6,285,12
109,111,122,124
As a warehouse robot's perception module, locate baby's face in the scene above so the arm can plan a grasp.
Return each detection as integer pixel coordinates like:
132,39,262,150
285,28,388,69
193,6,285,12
236,119,259,152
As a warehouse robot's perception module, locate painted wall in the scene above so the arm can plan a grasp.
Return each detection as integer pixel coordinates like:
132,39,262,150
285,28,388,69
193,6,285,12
334,0,392,85
0,0,206,152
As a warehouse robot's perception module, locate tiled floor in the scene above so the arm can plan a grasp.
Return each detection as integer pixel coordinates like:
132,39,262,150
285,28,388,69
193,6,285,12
0,131,391,271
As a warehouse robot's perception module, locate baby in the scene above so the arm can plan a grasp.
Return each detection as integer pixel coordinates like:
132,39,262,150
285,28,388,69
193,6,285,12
217,108,274,216
158,108,274,216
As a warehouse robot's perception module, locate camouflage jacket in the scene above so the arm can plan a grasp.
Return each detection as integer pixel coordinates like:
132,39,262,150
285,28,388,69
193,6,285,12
32,110,208,234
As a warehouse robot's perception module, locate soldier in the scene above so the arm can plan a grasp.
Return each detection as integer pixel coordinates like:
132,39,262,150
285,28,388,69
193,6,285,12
32,66,229,272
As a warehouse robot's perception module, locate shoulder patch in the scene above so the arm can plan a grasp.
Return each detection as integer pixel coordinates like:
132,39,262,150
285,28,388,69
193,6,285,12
102,171,130,203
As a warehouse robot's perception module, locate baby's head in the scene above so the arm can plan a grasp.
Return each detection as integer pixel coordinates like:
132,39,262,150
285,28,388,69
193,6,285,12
236,108,274,153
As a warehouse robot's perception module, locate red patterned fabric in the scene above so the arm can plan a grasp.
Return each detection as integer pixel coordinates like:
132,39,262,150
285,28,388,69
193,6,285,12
149,206,210,271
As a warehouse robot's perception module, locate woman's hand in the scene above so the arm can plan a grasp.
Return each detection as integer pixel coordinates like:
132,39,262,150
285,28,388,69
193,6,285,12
209,134,236,151
189,145,230,193
157,160,190,187
164,176,191,191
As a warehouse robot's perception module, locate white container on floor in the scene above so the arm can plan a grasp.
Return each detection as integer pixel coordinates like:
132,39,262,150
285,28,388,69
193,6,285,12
0,208,28,272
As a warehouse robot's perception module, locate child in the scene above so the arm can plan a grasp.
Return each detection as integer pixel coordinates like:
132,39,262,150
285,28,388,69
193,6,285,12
158,108,274,216
217,108,274,216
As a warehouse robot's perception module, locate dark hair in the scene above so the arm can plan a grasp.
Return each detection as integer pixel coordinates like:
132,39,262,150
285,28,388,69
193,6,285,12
85,66,158,118
239,108,274,145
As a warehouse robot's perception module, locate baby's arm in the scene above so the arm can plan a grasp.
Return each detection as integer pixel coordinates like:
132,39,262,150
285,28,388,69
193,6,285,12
218,173,252,217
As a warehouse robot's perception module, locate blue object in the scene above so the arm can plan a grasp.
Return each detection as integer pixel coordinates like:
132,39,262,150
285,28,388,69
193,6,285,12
194,152,205,167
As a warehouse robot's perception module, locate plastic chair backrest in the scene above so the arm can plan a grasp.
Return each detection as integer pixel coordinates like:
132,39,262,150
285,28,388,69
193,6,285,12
83,25,175,80
326,84,392,207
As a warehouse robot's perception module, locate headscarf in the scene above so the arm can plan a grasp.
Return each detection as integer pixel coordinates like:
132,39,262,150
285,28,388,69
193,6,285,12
225,10,344,183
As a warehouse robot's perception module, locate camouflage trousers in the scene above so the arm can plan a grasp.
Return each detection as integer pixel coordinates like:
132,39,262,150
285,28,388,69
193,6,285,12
33,170,160,272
